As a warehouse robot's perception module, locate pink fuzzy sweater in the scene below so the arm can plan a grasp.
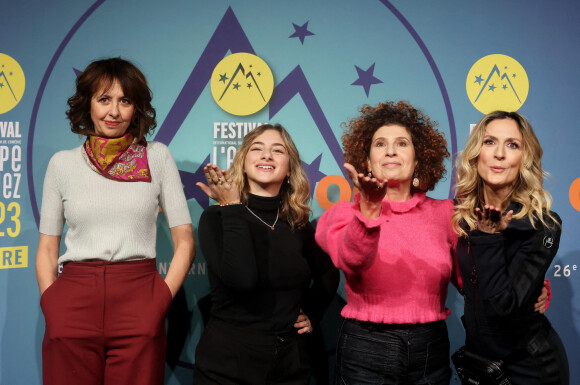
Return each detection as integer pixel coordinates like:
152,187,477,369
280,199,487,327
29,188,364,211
315,192,461,324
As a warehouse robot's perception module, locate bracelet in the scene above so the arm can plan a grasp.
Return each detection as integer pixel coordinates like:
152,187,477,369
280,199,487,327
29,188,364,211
219,202,242,206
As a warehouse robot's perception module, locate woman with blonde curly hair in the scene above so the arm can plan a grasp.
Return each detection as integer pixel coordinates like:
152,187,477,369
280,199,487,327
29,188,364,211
316,101,458,384
194,123,339,384
452,111,569,384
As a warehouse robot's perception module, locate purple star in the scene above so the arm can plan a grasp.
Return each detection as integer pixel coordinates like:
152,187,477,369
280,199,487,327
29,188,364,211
302,154,326,198
179,155,212,209
289,21,315,45
351,63,383,97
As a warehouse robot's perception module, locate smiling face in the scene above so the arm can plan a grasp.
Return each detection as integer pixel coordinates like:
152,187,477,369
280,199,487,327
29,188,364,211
90,80,134,138
477,118,523,198
243,129,291,196
367,124,417,186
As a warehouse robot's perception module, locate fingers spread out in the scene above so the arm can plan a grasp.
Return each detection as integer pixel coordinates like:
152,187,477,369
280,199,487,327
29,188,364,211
203,164,228,185
206,164,223,185
343,163,361,189
344,163,387,204
476,205,513,233
198,164,240,203
195,182,213,199
490,208,501,222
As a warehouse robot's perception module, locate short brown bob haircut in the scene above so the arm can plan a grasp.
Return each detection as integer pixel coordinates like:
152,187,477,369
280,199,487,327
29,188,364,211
342,100,449,192
66,57,156,141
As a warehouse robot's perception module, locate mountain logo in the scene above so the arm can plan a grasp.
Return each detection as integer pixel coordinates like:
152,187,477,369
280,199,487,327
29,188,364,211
466,54,528,114
0,53,26,114
210,52,274,116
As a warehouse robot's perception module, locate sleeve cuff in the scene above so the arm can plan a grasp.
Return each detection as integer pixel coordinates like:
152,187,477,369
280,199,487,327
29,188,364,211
352,193,389,229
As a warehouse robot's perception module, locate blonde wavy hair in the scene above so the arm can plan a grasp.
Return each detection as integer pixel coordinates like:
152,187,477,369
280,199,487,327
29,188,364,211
228,124,312,229
452,111,558,237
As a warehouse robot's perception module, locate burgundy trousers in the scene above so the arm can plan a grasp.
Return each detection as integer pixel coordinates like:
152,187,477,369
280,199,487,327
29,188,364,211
40,259,172,385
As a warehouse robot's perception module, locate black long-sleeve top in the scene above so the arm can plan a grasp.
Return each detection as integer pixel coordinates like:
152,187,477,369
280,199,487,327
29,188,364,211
198,193,339,332
457,202,562,359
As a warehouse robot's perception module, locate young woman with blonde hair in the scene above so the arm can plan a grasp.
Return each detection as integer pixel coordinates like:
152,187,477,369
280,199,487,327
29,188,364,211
194,123,338,384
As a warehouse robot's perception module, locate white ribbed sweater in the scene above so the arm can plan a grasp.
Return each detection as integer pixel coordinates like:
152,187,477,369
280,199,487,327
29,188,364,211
39,141,191,264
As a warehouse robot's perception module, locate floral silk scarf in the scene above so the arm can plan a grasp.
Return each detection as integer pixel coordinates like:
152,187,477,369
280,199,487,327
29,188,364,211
82,134,151,182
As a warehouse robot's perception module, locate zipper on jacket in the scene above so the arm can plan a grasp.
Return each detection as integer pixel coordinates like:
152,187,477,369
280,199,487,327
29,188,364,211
468,239,478,317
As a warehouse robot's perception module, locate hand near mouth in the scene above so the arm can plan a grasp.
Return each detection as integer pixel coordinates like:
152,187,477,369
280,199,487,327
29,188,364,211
344,163,387,219
475,204,513,233
197,164,241,205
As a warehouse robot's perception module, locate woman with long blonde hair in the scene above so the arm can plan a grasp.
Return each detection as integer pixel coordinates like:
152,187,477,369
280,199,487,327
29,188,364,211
194,123,338,384
453,111,569,384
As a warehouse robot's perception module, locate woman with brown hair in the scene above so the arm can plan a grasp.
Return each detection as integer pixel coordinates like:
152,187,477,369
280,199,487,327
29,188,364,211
36,57,195,385
194,123,339,384
316,100,457,384
453,111,569,384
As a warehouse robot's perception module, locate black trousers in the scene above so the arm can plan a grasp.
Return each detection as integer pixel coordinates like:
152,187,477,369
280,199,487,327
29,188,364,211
194,318,311,385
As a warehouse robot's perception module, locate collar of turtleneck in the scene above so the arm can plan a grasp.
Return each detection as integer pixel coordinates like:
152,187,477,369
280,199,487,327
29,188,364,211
246,193,281,225
247,193,281,212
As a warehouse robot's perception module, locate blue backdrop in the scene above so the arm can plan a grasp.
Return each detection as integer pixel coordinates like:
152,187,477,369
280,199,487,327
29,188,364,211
1,1,579,383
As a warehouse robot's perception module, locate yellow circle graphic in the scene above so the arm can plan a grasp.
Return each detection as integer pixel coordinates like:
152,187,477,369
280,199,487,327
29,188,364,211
0,53,26,114
211,53,274,116
466,54,529,114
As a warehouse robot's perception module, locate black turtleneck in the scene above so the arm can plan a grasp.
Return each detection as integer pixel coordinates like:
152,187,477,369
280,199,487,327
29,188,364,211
198,193,339,331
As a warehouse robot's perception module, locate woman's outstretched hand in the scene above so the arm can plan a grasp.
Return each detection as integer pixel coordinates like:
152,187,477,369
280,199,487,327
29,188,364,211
475,205,513,233
344,163,386,219
344,163,387,204
196,164,241,205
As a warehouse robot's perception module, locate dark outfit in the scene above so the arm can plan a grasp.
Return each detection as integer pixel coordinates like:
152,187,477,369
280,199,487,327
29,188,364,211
194,194,339,385
457,204,569,384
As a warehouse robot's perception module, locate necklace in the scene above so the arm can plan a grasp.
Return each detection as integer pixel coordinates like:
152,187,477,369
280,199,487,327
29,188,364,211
245,206,279,230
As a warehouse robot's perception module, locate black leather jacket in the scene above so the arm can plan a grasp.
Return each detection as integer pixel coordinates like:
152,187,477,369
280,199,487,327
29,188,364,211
457,203,561,360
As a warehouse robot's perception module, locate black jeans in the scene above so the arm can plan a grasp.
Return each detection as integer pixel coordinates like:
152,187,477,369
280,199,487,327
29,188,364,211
194,318,311,385
336,318,451,385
